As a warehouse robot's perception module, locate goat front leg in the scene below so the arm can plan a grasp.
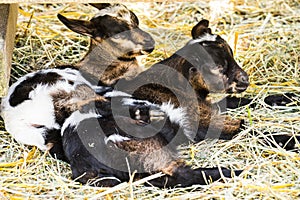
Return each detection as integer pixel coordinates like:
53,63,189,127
217,92,299,112
216,96,253,111
195,115,243,141
44,128,69,162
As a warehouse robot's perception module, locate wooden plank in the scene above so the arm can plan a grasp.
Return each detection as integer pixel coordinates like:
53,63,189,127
0,4,18,97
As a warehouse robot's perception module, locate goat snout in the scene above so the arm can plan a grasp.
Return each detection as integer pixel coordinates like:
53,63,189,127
135,30,155,54
141,41,155,55
227,70,249,93
235,71,249,89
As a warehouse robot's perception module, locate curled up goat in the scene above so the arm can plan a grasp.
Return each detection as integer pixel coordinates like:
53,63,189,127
0,3,155,161
60,88,242,188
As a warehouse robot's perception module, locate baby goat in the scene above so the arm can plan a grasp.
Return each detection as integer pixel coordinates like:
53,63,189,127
61,90,242,188
116,19,300,149
0,3,154,161
58,3,155,86
116,19,249,142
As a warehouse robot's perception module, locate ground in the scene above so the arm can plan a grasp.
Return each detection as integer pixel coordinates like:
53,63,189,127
0,1,299,199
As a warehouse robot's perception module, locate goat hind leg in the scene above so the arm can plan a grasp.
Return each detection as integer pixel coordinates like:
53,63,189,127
148,162,242,188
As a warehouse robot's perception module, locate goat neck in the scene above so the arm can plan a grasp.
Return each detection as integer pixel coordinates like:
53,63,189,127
76,39,143,86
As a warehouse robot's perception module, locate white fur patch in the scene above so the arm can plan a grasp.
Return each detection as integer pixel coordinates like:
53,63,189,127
1,83,60,150
54,68,94,87
61,110,101,135
159,102,188,127
159,102,194,140
188,33,217,45
0,67,96,150
104,90,132,98
104,134,131,144
94,4,132,24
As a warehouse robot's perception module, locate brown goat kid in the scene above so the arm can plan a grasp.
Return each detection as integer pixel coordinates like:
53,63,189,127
58,3,155,86
116,19,299,149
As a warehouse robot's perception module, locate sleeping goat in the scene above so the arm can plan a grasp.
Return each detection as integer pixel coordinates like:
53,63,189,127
0,3,155,161
60,88,242,188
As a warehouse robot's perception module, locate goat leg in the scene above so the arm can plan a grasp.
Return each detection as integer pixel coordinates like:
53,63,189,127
256,131,300,151
264,93,299,106
148,162,242,188
217,92,299,112
195,115,243,141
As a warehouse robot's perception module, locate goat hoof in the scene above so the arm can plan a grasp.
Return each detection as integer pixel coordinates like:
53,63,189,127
221,168,243,178
234,169,243,177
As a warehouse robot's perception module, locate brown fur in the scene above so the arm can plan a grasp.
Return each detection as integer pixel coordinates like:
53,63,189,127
116,136,177,173
161,160,186,176
77,44,143,86
51,84,106,123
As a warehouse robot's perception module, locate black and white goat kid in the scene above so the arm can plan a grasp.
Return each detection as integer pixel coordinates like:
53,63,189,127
0,3,155,161
61,89,242,188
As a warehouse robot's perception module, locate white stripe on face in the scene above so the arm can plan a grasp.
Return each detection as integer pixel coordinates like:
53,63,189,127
188,33,217,45
104,90,132,98
121,98,154,107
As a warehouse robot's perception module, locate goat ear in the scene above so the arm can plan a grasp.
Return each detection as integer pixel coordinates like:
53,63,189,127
89,3,111,10
57,14,94,37
191,19,212,39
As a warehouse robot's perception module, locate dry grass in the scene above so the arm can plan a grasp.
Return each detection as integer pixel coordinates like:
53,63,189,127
0,1,300,199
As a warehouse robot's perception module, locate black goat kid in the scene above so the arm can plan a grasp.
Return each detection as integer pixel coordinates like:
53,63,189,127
116,19,249,143
115,19,300,149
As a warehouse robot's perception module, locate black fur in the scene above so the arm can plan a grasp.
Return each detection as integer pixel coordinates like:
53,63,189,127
9,72,61,107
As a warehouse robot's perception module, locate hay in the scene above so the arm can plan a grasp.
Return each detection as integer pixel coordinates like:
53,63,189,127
0,1,300,199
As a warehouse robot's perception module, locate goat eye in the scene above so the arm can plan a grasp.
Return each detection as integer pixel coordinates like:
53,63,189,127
112,34,121,39
189,67,197,73
112,34,127,40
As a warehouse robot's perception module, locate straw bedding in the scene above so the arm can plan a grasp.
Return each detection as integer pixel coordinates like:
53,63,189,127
0,1,299,199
